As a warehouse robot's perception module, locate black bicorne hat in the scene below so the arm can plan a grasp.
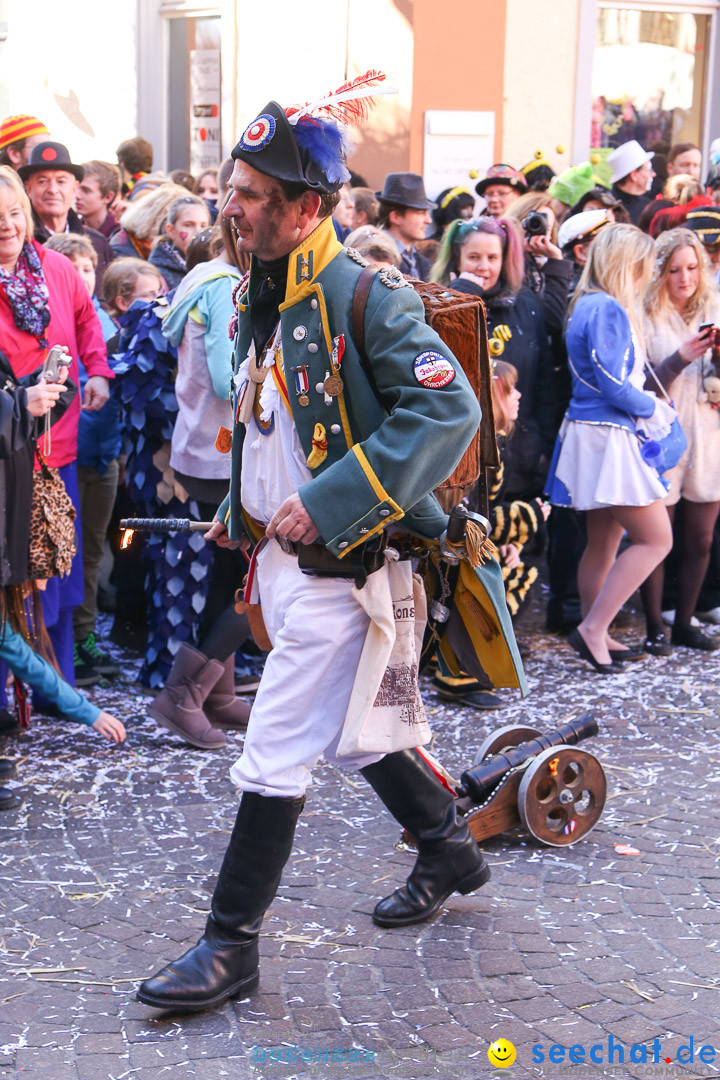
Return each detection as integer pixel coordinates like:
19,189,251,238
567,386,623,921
232,101,348,195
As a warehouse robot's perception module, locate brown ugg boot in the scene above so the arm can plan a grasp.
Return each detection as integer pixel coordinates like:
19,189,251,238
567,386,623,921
148,643,226,749
204,657,252,732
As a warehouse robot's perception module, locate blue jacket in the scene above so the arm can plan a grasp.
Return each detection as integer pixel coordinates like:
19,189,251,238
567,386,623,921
564,292,656,432
76,297,122,473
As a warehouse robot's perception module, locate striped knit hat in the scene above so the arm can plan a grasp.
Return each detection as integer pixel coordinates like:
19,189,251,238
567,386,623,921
0,115,50,152
685,206,720,245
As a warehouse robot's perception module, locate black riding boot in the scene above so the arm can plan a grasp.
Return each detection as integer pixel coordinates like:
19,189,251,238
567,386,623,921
361,749,490,927
136,792,304,1011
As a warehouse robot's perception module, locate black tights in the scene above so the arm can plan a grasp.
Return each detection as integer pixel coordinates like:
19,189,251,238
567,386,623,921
641,498,720,635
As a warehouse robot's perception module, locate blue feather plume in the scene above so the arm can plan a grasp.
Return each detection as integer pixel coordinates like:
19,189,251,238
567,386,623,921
293,116,352,185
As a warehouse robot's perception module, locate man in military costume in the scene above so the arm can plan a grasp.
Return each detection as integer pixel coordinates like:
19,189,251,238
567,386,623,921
137,89,490,1013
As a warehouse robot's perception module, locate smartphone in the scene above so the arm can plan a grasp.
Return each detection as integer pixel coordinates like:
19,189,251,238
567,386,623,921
41,345,71,383
699,322,715,338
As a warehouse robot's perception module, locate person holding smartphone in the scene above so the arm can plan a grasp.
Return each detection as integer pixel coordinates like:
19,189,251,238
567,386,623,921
641,227,720,653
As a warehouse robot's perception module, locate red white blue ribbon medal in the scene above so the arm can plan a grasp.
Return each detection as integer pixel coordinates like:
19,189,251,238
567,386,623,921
292,365,310,406
240,115,276,152
413,351,455,388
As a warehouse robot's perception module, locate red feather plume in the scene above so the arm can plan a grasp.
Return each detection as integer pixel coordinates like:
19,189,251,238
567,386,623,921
285,70,388,127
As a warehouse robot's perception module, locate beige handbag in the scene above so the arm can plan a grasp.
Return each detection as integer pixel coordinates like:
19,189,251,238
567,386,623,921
337,552,431,757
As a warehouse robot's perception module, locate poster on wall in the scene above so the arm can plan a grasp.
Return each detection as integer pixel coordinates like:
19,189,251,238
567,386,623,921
423,111,495,212
190,49,221,173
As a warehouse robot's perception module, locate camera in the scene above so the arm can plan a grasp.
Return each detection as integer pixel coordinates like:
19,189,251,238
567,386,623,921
41,345,71,383
521,210,548,238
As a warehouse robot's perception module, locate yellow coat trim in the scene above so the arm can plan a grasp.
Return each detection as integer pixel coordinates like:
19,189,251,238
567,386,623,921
277,219,354,452
188,305,205,325
351,444,402,510
281,217,344,304
280,281,354,451
336,445,404,557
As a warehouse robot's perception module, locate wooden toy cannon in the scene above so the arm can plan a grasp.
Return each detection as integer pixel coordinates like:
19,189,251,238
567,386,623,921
455,713,606,847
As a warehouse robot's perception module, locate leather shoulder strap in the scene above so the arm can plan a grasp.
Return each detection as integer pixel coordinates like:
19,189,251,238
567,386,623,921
352,265,390,411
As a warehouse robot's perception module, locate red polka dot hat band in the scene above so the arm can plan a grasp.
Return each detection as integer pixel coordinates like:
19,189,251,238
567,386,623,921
17,141,85,181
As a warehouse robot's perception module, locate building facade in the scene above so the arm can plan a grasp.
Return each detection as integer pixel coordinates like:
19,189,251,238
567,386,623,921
0,0,717,199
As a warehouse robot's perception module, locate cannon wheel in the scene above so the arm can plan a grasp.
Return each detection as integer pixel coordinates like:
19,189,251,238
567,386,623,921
517,745,606,847
472,724,544,767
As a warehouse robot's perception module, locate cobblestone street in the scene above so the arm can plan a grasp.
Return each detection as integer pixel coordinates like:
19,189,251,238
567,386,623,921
1,604,719,1080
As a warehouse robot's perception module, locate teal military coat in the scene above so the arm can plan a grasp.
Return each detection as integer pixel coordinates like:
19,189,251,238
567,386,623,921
217,215,480,556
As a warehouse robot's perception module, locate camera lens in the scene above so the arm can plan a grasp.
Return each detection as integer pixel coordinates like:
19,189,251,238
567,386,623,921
522,211,547,237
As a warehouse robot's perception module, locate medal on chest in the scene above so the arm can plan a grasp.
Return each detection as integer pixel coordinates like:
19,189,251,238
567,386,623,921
292,364,310,407
236,328,280,433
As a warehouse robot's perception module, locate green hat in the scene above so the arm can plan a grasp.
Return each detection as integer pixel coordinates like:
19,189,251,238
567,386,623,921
548,161,607,207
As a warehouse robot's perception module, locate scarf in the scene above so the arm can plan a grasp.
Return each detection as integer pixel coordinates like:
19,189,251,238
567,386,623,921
251,254,288,356
0,241,51,347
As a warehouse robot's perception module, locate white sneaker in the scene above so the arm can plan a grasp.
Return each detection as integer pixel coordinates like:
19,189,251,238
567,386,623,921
662,610,701,628
696,607,720,625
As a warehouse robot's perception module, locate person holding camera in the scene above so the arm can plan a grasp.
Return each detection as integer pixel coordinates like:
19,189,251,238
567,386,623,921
431,216,555,499
640,228,720,653
0,166,113,712
505,192,574,336
0,352,125,776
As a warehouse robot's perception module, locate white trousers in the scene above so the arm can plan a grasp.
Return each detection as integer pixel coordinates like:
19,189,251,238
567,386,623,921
229,540,383,797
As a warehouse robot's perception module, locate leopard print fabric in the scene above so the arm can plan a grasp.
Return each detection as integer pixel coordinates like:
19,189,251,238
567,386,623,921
28,460,77,579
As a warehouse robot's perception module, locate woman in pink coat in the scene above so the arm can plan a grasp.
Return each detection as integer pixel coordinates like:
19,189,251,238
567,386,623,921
0,166,113,716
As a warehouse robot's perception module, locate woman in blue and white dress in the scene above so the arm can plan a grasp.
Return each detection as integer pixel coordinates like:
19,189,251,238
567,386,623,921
545,224,674,673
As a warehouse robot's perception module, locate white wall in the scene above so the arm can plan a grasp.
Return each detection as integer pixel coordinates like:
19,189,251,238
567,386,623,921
502,0,580,175
0,0,138,164
232,0,349,135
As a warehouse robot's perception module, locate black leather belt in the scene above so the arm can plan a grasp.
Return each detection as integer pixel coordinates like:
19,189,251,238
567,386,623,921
275,535,387,588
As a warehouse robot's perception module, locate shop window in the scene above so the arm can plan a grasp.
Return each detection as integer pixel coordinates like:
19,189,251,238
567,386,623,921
167,15,221,173
591,7,710,151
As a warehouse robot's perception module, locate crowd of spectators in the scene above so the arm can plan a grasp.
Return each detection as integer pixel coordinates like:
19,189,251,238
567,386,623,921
1,111,719,805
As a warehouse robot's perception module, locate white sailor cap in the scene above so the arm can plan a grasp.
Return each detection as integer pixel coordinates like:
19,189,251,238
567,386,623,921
558,209,609,252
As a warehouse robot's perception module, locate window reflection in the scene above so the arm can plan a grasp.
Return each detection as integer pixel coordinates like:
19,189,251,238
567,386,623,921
591,8,709,150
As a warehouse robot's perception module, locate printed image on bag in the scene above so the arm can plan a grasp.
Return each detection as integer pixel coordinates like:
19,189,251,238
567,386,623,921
372,586,425,728
338,554,430,757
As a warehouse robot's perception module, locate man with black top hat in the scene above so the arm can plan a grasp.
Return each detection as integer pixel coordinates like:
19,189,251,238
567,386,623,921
136,83,492,1013
19,142,114,292
376,171,435,280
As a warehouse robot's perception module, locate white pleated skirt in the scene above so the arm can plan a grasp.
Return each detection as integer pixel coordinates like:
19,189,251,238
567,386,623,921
552,420,668,510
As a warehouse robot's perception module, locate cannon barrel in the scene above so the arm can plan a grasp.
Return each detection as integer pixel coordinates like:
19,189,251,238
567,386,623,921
119,518,214,533
457,713,598,802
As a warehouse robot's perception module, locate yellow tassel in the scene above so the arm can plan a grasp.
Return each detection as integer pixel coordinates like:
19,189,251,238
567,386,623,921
457,588,497,641
306,423,328,469
444,518,496,568
464,519,497,567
